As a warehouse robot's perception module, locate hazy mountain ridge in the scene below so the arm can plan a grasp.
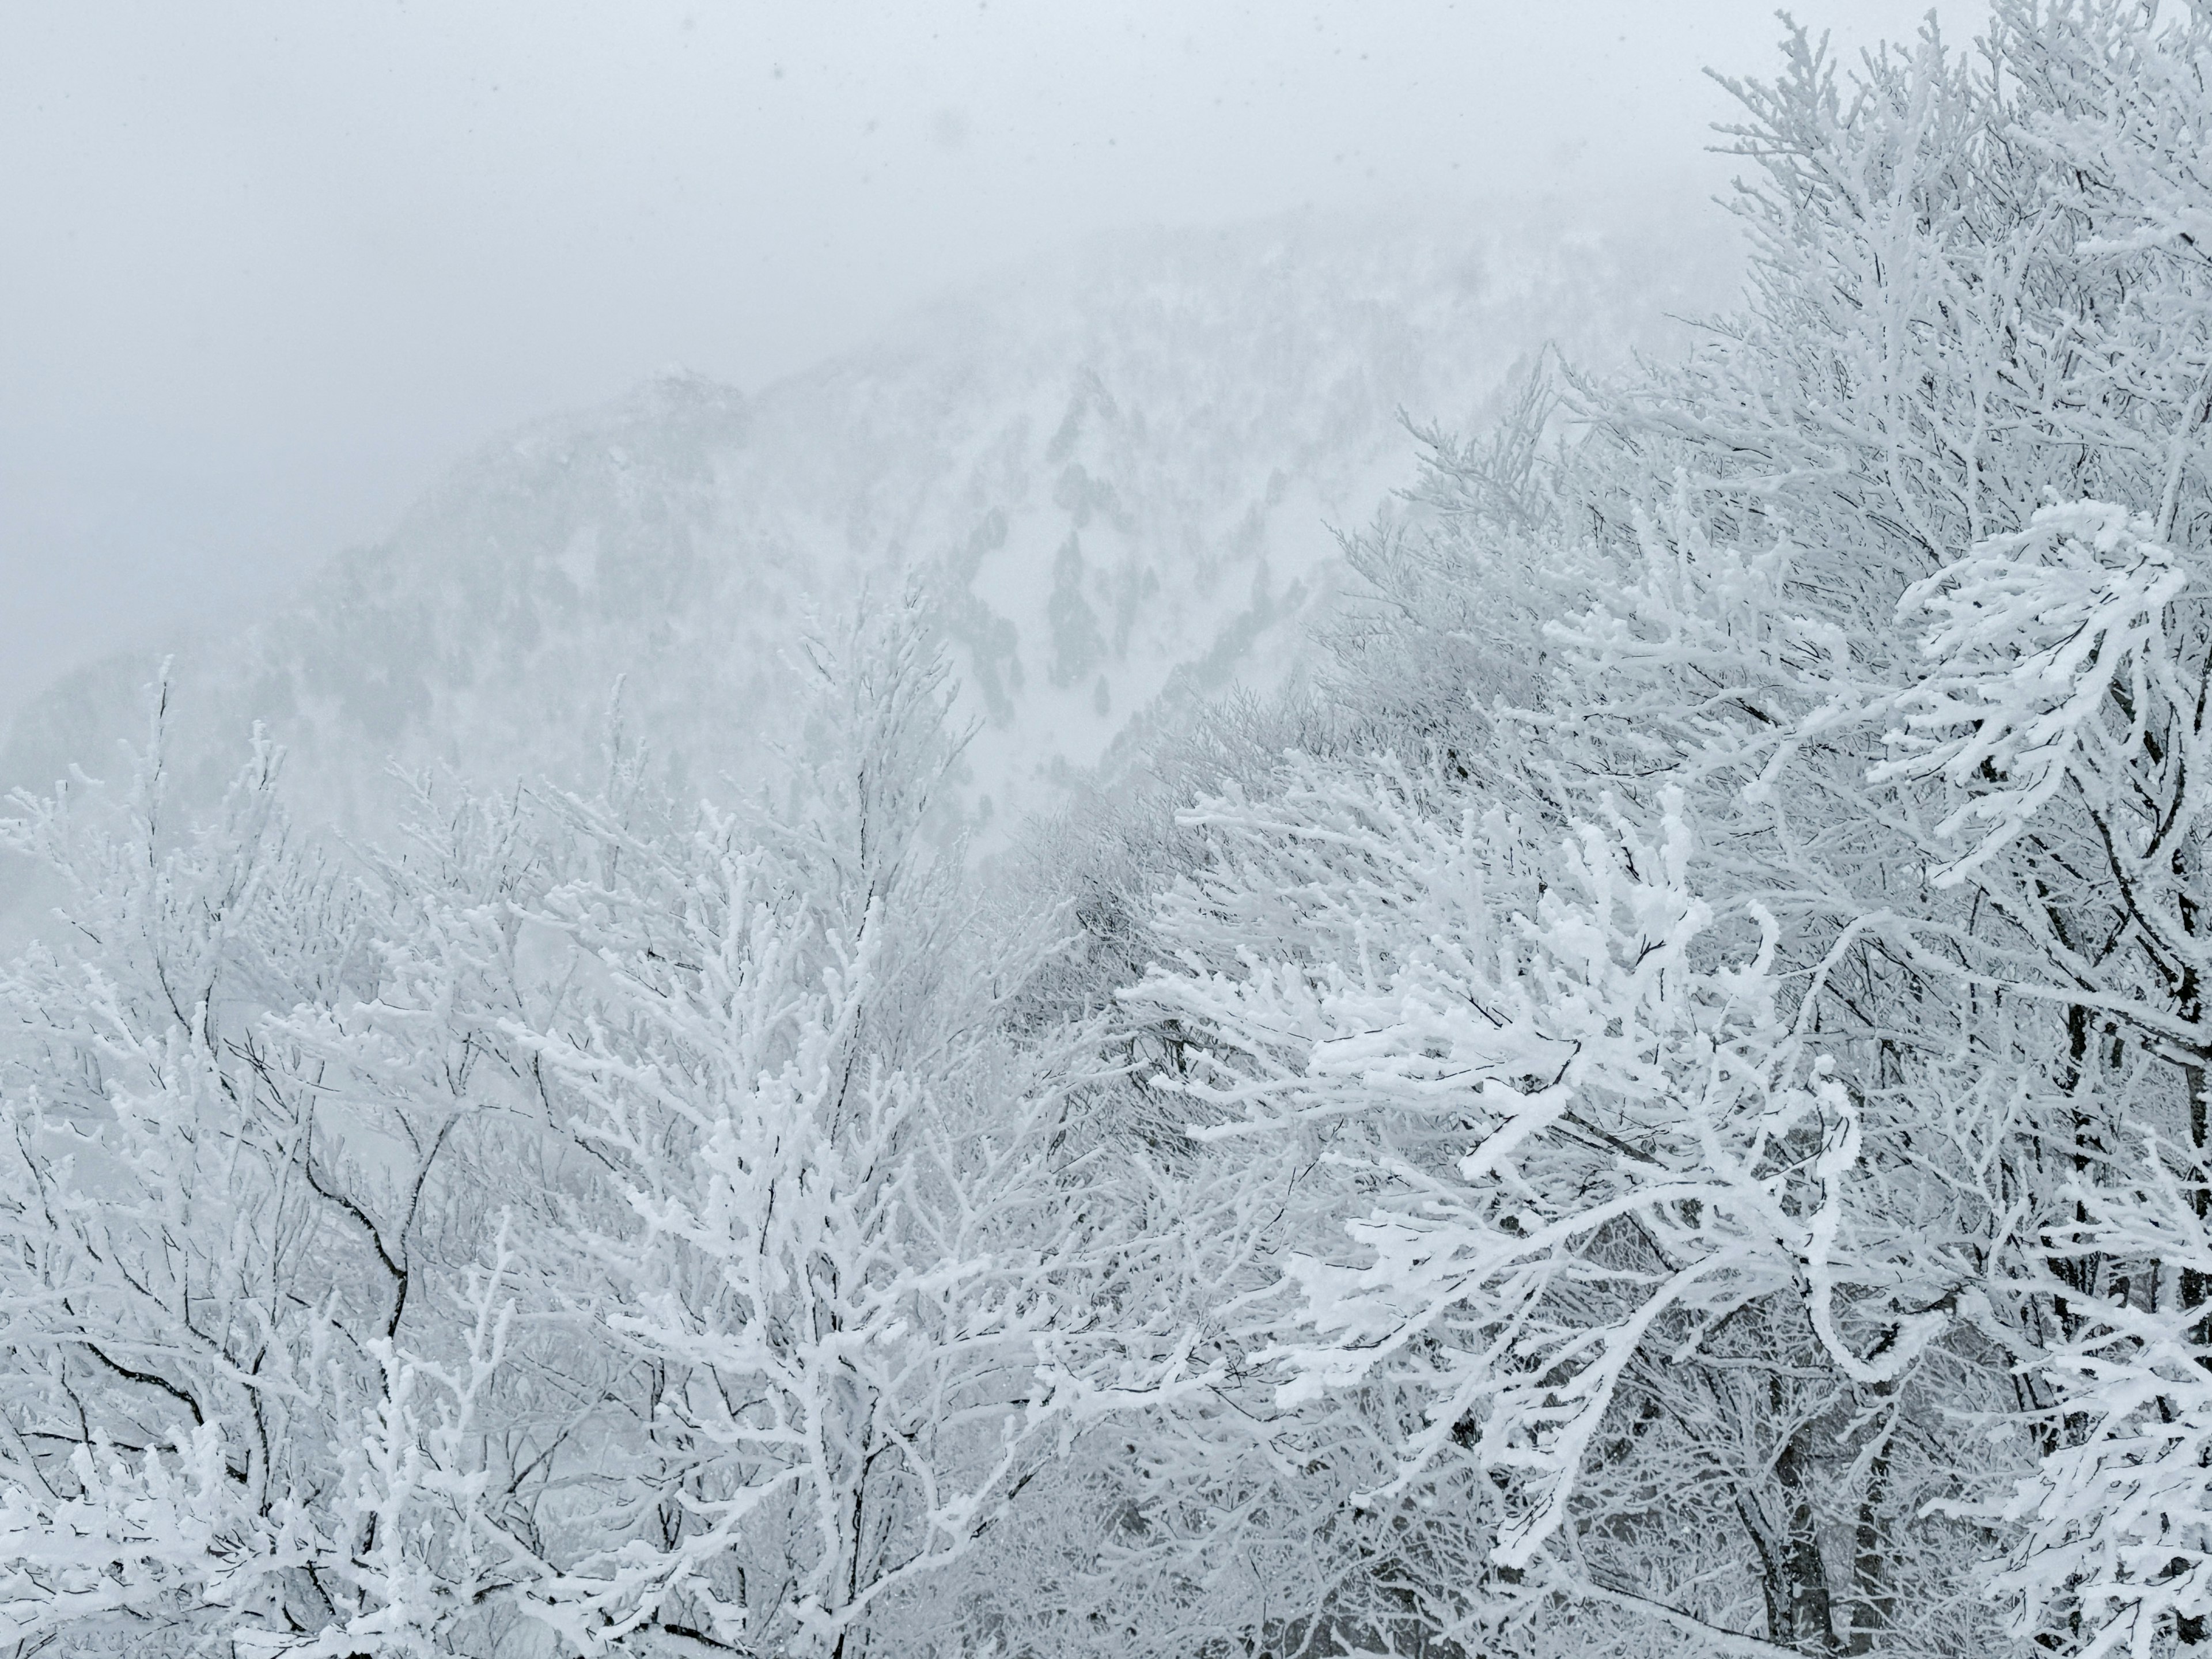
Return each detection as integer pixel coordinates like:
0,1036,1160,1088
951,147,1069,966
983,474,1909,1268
2,204,1738,848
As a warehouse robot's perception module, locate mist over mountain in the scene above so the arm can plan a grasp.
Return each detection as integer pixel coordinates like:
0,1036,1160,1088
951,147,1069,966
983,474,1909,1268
2,204,1737,853
33,6,2212,1650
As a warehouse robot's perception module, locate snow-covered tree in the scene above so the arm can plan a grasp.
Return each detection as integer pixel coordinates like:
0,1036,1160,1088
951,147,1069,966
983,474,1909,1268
385,605,1196,1657
0,697,546,1654
1104,5,2212,1654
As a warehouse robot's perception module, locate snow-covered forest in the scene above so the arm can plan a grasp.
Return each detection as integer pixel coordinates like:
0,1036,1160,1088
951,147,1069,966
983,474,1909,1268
24,1,2212,1653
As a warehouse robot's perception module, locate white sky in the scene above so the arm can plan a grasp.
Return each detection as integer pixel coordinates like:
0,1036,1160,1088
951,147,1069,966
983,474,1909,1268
1,0,1965,719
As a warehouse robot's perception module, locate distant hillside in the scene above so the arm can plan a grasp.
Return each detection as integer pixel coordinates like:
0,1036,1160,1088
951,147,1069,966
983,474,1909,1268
1,204,1738,863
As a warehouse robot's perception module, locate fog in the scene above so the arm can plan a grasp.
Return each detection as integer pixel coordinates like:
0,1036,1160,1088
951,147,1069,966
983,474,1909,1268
4,0,1958,723
29,10,2212,1656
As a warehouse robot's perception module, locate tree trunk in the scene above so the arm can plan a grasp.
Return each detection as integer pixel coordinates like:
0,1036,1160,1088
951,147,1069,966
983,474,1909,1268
1773,1428,1837,1654
1846,1427,1892,1655
1756,1382,1839,1656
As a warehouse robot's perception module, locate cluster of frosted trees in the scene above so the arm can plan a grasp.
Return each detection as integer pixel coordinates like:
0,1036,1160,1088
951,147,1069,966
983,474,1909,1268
18,2,2212,1653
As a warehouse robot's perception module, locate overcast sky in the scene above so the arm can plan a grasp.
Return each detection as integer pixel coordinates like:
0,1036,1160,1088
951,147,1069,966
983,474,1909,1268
2,0,1964,721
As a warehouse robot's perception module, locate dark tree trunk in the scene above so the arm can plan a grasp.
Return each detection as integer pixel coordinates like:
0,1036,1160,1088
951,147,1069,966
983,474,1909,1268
1772,1427,1838,1654
1846,1429,1892,1655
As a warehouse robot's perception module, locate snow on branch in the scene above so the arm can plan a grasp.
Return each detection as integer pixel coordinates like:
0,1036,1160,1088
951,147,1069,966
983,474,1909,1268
1875,500,2191,885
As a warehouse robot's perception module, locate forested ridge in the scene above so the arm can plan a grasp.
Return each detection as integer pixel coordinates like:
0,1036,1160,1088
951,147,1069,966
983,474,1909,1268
12,3,2212,1653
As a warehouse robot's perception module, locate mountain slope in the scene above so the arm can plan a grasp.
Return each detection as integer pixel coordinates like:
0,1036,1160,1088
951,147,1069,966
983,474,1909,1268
2,204,1738,853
